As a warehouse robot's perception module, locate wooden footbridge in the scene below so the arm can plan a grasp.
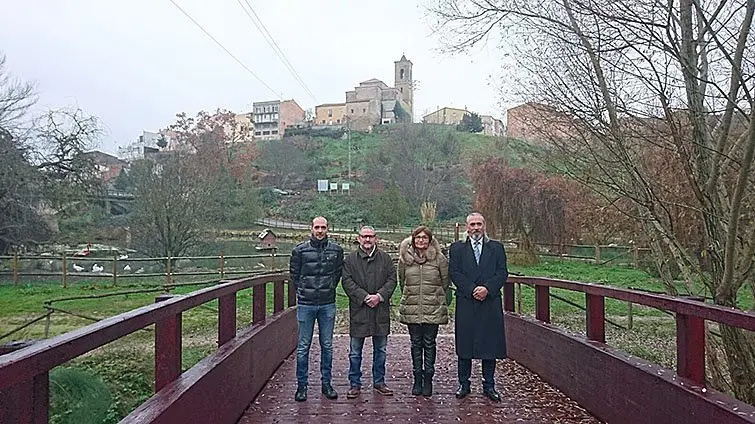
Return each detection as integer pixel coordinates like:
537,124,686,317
2,272,755,423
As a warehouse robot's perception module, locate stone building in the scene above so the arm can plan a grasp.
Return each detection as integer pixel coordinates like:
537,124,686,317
506,102,573,145
314,103,347,126
252,99,306,140
481,115,505,137
315,55,414,132
423,107,469,126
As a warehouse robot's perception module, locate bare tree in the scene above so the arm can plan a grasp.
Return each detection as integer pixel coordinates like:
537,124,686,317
257,138,310,188
0,55,100,253
129,154,217,262
0,127,52,254
33,108,102,214
0,54,36,134
366,124,468,219
429,0,755,402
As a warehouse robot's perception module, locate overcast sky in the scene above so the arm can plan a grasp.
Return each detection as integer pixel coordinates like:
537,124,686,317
1,0,512,155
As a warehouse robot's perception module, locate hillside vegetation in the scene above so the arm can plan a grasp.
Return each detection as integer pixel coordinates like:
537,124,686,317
255,123,533,227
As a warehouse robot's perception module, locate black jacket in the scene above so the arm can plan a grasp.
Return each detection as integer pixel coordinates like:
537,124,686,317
290,236,344,305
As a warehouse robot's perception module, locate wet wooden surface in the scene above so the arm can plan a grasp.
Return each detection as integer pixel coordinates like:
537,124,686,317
238,334,600,423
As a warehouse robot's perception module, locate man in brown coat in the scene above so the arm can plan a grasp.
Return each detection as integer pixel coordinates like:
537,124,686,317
341,225,397,399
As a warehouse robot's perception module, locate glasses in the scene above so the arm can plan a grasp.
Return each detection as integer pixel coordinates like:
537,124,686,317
360,234,376,239
414,235,429,240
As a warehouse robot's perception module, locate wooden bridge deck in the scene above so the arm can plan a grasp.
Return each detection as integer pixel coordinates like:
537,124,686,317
238,334,599,423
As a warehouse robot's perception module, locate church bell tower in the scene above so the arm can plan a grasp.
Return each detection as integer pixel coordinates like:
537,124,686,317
394,54,414,121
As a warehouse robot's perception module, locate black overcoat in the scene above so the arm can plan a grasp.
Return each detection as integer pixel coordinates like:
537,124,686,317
449,237,508,359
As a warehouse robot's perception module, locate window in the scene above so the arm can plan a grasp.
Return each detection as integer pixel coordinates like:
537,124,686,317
262,130,270,135
400,69,405,79
350,109,354,114
328,109,332,117
272,130,278,134
400,87,403,93
336,119,341,124
321,120,326,124
255,131,261,136
362,108,366,113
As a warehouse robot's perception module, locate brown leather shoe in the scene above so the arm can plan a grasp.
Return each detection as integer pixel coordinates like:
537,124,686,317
346,386,361,399
373,384,394,396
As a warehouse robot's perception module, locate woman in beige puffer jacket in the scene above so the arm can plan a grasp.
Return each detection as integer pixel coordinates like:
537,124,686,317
398,226,450,397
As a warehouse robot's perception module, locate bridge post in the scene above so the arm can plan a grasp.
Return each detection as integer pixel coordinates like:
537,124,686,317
0,342,49,424
676,298,706,385
253,284,267,324
287,280,296,307
273,280,285,313
586,293,605,343
504,282,515,312
155,294,182,391
218,293,237,346
535,285,550,323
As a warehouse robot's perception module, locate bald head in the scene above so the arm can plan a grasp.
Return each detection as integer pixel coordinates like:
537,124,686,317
312,216,328,240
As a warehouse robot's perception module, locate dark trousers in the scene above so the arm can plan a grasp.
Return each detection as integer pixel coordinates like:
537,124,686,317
407,324,439,376
458,357,496,391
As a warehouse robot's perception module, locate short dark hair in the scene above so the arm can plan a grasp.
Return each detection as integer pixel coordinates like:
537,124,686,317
411,226,433,247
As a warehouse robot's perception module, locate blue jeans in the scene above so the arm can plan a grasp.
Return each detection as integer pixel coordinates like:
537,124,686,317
348,335,388,388
296,303,336,387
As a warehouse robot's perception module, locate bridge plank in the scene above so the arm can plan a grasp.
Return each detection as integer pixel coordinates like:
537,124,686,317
238,334,599,423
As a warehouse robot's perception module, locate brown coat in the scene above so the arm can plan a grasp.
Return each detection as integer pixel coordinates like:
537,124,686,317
398,236,450,325
342,247,397,337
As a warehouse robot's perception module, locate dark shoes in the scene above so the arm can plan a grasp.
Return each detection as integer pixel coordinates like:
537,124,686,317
374,383,394,396
295,386,307,402
422,376,433,397
321,384,338,400
346,386,361,399
455,384,471,399
455,384,501,401
412,371,423,396
483,388,502,402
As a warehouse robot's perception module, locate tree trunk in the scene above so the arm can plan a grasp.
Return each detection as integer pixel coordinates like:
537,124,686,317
706,327,733,395
718,323,755,403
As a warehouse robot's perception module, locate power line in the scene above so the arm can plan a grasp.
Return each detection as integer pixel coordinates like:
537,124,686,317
235,0,317,102
167,0,281,100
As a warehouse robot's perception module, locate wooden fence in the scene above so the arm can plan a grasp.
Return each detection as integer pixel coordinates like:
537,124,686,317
0,251,289,287
0,241,653,287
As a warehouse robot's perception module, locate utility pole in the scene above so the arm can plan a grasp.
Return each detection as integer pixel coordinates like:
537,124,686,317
347,118,351,181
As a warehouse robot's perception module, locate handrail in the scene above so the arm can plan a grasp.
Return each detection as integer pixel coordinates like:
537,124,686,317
0,272,292,406
505,275,755,387
507,276,755,330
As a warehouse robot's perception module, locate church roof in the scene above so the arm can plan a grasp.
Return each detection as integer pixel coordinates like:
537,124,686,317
395,54,412,64
360,78,387,85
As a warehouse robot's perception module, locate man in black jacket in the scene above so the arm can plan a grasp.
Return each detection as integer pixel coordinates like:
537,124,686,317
290,216,344,402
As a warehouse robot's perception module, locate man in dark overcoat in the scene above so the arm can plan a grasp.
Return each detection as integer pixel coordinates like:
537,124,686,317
341,225,398,399
449,212,508,402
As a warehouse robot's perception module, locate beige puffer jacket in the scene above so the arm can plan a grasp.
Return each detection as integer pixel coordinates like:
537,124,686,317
398,236,450,325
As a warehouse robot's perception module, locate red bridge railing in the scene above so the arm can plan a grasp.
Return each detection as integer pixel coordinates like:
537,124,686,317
505,276,755,423
0,273,297,424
